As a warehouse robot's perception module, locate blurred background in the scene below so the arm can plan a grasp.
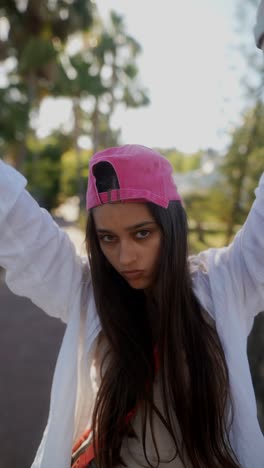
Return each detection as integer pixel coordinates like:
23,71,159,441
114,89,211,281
0,0,263,466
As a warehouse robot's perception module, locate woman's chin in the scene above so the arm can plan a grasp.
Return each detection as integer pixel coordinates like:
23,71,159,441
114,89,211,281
125,277,151,290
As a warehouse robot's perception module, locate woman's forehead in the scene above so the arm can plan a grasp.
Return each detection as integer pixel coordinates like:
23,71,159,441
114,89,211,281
93,202,154,229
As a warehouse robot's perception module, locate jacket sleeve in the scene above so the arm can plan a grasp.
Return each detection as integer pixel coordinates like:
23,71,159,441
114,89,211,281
239,172,264,314
198,172,264,334
0,159,89,324
254,0,264,49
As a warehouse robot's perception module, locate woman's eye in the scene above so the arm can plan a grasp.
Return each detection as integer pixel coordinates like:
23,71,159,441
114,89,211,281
135,230,150,239
99,234,115,243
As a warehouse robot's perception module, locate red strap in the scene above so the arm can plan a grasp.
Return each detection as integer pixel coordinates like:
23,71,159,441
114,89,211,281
72,428,95,468
72,428,92,453
72,443,95,468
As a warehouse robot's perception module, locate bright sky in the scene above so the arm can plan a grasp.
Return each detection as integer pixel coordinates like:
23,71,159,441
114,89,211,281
37,0,260,153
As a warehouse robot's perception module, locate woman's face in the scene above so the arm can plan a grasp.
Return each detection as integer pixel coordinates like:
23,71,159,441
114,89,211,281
93,202,162,290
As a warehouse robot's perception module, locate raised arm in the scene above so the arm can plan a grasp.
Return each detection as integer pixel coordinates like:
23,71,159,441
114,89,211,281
0,160,88,323
254,0,264,50
195,172,264,335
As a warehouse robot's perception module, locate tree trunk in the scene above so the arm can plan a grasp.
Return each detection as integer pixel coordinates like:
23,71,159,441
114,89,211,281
91,97,100,154
73,98,85,210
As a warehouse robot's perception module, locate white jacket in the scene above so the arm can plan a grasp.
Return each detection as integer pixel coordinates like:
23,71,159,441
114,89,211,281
0,159,264,467
255,0,264,49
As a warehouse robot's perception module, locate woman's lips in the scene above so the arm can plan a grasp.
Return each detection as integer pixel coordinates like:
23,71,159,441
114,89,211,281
122,270,144,280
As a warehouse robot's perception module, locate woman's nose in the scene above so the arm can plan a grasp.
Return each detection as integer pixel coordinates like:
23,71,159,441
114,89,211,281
119,240,137,266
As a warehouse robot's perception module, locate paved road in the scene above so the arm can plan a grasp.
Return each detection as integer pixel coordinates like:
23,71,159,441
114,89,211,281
0,213,84,468
0,279,65,468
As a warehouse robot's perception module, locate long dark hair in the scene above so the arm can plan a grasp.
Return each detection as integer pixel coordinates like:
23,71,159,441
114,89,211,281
85,163,240,467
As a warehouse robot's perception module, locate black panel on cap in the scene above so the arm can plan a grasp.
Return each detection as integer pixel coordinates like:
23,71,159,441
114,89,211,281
92,161,120,193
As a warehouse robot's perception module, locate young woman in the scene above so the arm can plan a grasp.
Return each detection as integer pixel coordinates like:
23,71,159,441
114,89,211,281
0,144,263,468
0,145,264,468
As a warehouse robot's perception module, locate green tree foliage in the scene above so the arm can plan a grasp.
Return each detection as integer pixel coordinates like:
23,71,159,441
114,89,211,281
60,148,90,201
0,2,149,208
0,85,30,149
48,8,149,205
23,133,72,210
222,101,264,243
0,0,94,167
161,148,203,173
55,10,150,154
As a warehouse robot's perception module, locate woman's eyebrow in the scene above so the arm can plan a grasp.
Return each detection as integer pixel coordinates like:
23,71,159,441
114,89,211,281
96,221,156,234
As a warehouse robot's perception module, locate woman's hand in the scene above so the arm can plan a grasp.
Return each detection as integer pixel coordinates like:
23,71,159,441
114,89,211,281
254,0,264,50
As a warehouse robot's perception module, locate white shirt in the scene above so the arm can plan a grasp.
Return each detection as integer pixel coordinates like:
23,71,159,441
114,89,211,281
0,159,264,467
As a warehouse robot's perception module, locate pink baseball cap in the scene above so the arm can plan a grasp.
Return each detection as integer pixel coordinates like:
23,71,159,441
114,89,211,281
86,144,182,210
